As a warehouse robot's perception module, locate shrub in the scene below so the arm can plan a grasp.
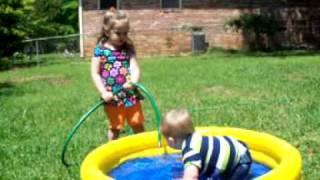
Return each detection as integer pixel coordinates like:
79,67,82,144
226,13,282,51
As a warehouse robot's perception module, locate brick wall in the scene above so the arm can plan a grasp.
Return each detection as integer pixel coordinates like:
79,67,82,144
83,9,242,57
82,0,320,57
83,0,320,10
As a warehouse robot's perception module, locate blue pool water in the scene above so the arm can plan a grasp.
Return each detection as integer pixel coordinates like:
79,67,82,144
109,154,270,180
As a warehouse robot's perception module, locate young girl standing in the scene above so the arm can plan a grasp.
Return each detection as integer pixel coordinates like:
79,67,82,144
91,9,145,140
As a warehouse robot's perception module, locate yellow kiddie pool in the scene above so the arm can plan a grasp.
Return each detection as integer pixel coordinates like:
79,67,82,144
80,126,302,180
61,83,301,179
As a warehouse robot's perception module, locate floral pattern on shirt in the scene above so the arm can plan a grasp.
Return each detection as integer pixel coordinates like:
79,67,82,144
94,45,143,107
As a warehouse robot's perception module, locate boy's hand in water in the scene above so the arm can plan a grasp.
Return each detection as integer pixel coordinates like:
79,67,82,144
101,91,114,102
123,81,134,90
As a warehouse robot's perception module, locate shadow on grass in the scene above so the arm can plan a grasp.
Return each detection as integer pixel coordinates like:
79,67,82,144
1,54,83,72
0,82,16,97
0,60,41,72
207,48,320,58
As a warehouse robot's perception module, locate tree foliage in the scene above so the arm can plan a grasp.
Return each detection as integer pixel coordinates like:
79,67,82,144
226,13,281,51
0,0,78,58
27,0,78,38
0,0,26,57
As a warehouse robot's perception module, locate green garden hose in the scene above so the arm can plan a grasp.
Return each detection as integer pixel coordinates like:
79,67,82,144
61,99,104,167
133,83,162,147
61,83,162,167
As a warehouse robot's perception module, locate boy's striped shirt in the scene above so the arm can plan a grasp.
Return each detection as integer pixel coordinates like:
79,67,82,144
182,133,247,176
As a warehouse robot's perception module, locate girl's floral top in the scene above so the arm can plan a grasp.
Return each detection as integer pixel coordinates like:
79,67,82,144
94,45,143,107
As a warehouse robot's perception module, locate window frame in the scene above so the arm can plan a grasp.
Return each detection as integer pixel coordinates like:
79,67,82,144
160,0,183,9
97,0,120,10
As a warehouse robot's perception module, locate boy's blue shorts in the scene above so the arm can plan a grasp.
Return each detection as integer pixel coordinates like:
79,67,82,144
200,150,252,180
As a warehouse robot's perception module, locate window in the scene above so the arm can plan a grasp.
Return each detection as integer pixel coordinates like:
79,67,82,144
99,0,117,10
161,0,181,9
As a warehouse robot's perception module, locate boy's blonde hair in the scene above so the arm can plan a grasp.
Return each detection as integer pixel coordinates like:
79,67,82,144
161,109,195,139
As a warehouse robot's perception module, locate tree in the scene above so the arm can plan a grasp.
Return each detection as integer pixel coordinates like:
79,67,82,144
0,0,78,59
0,0,27,57
28,0,78,38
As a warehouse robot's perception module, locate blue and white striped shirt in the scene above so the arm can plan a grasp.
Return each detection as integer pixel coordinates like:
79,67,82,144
181,133,248,176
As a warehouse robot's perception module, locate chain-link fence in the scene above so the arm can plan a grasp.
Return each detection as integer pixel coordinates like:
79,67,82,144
16,34,82,66
0,34,84,70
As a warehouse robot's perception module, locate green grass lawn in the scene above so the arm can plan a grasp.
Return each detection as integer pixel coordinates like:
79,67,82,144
1,51,319,179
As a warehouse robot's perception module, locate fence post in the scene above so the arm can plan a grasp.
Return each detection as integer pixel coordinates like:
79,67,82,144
35,40,40,66
79,0,84,58
117,0,121,9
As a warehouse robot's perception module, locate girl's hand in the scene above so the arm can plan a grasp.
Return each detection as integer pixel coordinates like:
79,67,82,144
101,91,114,102
123,82,134,90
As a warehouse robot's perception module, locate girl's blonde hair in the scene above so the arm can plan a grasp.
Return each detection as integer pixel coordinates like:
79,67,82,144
161,109,195,139
97,8,135,53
